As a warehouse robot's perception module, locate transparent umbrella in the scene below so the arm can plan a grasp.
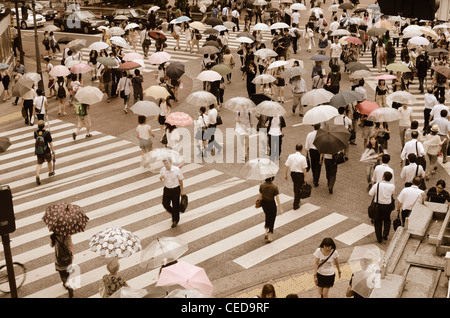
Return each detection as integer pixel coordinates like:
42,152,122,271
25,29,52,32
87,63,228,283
386,91,417,105
110,287,147,298
252,74,276,84
302,105,339,125
142,148,184,168
301,89,334,106
367,107,401,122
148,51,172,64
255,100,286,117
140,237,189,269
186,91,217,106
224,97,256,113
240,158,279,180
130,100,160,116
75,86,104,105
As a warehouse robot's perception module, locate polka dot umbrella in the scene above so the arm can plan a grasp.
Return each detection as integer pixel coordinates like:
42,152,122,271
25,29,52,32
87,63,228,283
89,227,142,258
42,203,89,236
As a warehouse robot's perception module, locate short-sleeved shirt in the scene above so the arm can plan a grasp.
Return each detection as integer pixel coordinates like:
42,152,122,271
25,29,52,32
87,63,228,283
285,152,308,173
314,248,339,276
259,182,279,202
34,129,52,154
160,165,183,189
34,96,47,114
136,124,152,139
398,107,413,127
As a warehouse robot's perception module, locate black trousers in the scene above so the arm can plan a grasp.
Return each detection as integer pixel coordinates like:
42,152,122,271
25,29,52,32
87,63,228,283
162,186,181,223
401,209,412,225
309,149,322,185
374,203,393,243
261,200,277,233
324,158,337,191
23,99,33,124
291,172,305,209
424,108,431,131
268,134,283,161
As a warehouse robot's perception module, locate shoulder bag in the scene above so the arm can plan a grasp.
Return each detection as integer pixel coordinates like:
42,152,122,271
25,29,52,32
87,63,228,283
215,113,223,125
415,141,427,170
318,249,335,269
368,183,379,219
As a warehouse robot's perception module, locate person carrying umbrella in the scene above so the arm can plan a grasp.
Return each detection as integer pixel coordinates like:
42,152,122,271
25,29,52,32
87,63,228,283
289,75,307,116
160,158,185,228
136,115,155,157
72,103,92,140
258,176,284,242
34,120,55,185
50,232,74,298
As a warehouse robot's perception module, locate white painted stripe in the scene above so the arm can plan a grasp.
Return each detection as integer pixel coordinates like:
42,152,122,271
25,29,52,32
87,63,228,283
234,212,347,269
334,223,374,245
1,139,132,181
0,119,66,138
6,123,76,144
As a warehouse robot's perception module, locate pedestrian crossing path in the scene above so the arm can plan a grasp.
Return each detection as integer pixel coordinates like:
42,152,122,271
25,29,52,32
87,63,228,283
52,24,275,74
0,119,374,298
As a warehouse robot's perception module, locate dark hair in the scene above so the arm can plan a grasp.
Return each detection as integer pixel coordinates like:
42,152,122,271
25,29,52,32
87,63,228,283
260,284,276,298
408,153,417,163
338,106,345,114
319,237,336,249
383,171,393,182
265,176,275,182
437,180,446,188
313,123,321,130
411,131,419,139
381,154,390,164
411,120,419,129
200,106,206,114
441,109,448,117
134,69,140,76
438,95,445,104
138,115,146,124
295,144,303,151
36,88,43,96
412,176,422,186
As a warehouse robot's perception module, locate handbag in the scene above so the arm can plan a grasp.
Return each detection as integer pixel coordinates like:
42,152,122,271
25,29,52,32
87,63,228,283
255,198,261,208
333,151,345,165
393,211,401,231
415,141,427,170
216,114,223,125
415,165,427,191
180,194,188,213
161,133,168,145
299,183,312,199
21,107,27,118
368,183,380,219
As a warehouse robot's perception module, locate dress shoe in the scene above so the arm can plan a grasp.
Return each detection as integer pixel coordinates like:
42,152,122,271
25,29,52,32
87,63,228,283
328,187,333,194
36,176,41,186
383,236,388,241
313,182,319,187
171,221,178,228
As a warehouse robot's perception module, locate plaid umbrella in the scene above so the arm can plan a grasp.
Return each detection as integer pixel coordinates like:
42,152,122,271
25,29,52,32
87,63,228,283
89,227,142,258
42,203,89,236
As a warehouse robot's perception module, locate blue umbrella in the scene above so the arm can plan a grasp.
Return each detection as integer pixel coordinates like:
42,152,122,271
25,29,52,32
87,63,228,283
176,16,191,23
0,63,9,70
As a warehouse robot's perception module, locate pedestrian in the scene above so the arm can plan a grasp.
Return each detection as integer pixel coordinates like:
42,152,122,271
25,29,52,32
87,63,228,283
365,134,384,190
372,154,395,185
426,180,450,204
165,123,181,151
205,104,223,156
99,258,128,298
320,151,338,194
42,31,51,57
158,97,171,140
55,76,67,116
267,115,286,162
416,54,428,94
375,122,391,150
183,23,193,53
13,60,26,75
44,57,56,98
285,143,308,210
235,109,253,161
129,28,138,51
101,66,113,103
375,79,388,108
132,69,144,105
11,69,22,106
376,39,385,72
140,28,151,57
72,103,92,140
244,60,257,97
290,75,307,116
222,48,235,83
333,107,352,160
401,131,426,169
313,237,341,298
396,177,425,225
325,65,341,94
429,110,449,164
88,49,98,81
369,171,396,243
32,88,47,122
22,85,35,125
159,158,185,228
1,68,11,101
421,125,446,177
258,176,284,243
258,284,276,298
34,120,55,185
117,72,133,114
172,22,182,51
424,87,438,131
136,115,155,157
196,106,210,157
49,232,73,298
398,103,413,148
305,124,322,187
329,37,342,68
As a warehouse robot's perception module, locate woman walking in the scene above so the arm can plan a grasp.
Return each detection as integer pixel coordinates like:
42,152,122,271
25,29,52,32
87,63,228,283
116,72,133,114
55,76,67,116
136,115,155,157
313,237,341,298
258,176,284,242
158,97,171,140
50,233,74,298
421,125,446,179
273,65,286,103
375,79,388,107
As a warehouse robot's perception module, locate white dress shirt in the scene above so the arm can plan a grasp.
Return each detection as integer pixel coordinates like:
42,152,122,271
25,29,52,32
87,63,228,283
160,165,184,189
333,115,352,130
208,108,218,125
369,181,395,205
430,104,449,119
400,163,425,183
424,93,438,110
285,152,308,173
372,164,395,184
305,130,318,150
401,139,426,160
397,185,424,210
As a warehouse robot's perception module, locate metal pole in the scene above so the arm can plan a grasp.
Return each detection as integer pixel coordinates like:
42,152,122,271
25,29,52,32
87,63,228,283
14,0,25,64
31,0,44,93
1,234,18,298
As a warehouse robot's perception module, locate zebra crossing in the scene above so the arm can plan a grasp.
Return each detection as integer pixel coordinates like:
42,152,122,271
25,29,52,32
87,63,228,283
0,119,375,298
52,24,275,73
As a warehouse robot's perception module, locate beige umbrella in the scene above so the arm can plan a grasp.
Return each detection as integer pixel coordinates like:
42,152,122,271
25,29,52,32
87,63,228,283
144,85,171,100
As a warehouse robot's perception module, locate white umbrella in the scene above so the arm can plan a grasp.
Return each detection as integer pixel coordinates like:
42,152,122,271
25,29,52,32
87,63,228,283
240,158,279,180
123,52,144,62
108,26,125,36
143,148,184,168
125,23,140,30
408,36,430,46
224,97,256,113
186,91,217,106
402,25,423,38
285,59,304,68
420,27,438,39
302,105,339,125
252,74,276,84
309,7,324,16
253,0,268,5
367,107,401,122
88,41,109,51
301,89,334,106
236,36,254,43
255,101,286,117
213,25,227,32
386,91,417,105
49,65,70,77
252,23,271,31
290,3,307,11
43,24,60,32
327,4,340,12
148,6,160,13
349,70,372,80
190,21,206,30
110,287,147,298
148,51,172,65
267,60,288,70
254,48,278,58
196,70,222,82
110,36,129,48
360,148,379,163
89,227,142,258
140,237,189,269
223,21,236,30
75,86,104,105
65,60,80,69
331,29,351,37
130,101,161,116
270,22,290,30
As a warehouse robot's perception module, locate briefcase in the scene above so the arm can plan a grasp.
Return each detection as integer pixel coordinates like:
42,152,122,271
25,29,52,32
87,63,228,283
299,184,312,199
180,194,188,213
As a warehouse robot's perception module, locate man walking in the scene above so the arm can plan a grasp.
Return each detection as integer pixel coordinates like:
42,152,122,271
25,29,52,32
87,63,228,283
396,177,425,226
372,154,395,185
132,69,144,105
430,109,450,163
369,171,395,243
401,131,426,169
290,75,307,116
160,158,184,228
72,103,92,140
285,144,309,210
34,120,55,186
205,104,223,156
305,124,322,187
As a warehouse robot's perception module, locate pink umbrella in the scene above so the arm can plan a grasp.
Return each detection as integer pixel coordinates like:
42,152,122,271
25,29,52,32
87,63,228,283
165,112,193,126
123,52,144,62
375,74,396,81
155,260,214,296
148,51,172,65
344,36,362,45
70,62,92,74
356,101,380,116
118,61,141,70
49,65,70,77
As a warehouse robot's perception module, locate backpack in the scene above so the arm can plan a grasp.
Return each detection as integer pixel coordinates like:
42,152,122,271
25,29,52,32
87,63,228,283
42,37,50,47
74,103,86,116
57,82,66,99
35,130,48,155
437,72,447,85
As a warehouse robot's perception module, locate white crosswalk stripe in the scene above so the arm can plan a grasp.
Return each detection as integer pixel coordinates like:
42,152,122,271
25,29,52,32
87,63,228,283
0,119,374,298
53,25,275,73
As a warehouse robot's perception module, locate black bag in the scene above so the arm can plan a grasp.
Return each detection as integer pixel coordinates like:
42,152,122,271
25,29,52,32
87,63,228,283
161,133,168,145
333,152,345,165
216,114,223,125
368,183,380,219
120,90,126,99
237,48,244,55
299,183,312,199
21,107,27,118
393,211,401,231
415,165,427,191
255,198,261,208
57,83,66,99
180,194,188,213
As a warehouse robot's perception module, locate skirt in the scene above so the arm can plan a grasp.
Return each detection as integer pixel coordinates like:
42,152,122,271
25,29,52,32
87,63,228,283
317,273,335,288
158,115,166,125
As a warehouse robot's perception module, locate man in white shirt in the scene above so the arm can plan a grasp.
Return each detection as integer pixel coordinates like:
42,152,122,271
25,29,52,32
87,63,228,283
372,154,395,185
424,88,438,129
333,107,352,160
221,5,229,22
291,10,300,26
305,124,322,187
231,8,240,32
396,177,425,226
160,159,184,228
430,109,450,163
328,16,339,33
285,143,309,210
369,171,396,242
329,37,342,68
398,103,413,148
290,75,307,116
430,98,449,121
400,153,425,185
400,131,426,169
